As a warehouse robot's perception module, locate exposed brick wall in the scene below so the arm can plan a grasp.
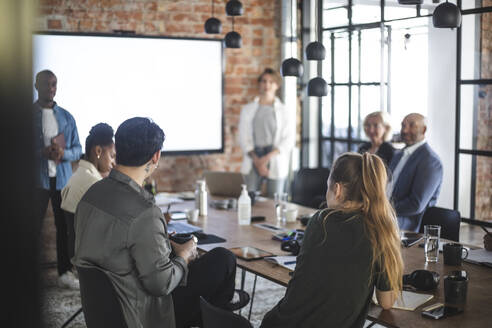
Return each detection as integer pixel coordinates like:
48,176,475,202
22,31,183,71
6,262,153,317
476,7,492,221
35,0,282,192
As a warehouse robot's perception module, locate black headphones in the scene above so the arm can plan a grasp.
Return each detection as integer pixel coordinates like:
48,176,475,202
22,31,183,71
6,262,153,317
403,270,440,291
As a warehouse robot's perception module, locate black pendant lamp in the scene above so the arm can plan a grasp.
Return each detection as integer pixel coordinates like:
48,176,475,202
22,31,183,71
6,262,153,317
225,17,242,48
226,0,243,16
397,0,423,4
307,77,328,97
306,41,326,60
432,1,462,28
281,58,303,77
204,0,222,34
281,0,303,77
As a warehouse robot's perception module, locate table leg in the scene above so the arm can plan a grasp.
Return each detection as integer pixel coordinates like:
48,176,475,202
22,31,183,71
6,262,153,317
248,274,258,321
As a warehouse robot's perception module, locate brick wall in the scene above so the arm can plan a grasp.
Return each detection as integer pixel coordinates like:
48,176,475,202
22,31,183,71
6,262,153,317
476,6,492,221
35,0,282,192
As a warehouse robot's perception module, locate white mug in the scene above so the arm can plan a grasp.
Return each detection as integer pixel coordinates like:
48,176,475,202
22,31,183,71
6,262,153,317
186,209,199,223
283,206,298,223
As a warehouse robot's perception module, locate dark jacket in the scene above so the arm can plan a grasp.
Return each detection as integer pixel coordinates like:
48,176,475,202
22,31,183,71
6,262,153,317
389,143,443,232
261,210,390,328
357,141,395,166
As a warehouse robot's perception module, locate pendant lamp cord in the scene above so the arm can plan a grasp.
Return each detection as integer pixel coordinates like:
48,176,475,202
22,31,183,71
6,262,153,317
212,0,214,16
232,16,235,31
290,0,294,57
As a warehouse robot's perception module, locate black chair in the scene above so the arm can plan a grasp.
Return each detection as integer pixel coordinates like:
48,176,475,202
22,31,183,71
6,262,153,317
418,207,461,242
200,296,253,328
76,266,128,328
291,168,330,209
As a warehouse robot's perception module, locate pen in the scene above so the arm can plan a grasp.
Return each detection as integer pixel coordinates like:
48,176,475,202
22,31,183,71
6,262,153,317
481,225,491,236
284,261,296,265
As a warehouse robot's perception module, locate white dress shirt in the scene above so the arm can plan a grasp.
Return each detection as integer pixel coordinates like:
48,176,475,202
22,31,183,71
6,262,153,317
389,139,427,194
61,159,103,213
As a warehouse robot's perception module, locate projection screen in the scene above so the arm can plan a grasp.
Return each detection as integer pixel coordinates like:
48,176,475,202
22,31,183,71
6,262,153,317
33,32,224,154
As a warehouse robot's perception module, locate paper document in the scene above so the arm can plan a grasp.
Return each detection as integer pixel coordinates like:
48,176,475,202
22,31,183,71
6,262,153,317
264,256,297,271
373,291,433,311
464,248,492,266
155,192,184,208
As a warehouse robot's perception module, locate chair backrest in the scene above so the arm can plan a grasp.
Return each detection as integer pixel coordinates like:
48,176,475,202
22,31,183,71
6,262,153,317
76,266,128,328
291,168,330,209
419,207,461,242
200,297,253,328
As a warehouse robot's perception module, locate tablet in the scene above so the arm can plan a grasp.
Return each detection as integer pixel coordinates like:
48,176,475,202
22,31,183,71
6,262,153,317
229,246,274,261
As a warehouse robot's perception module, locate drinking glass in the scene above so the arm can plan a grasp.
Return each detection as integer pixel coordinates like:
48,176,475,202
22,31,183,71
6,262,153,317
274,192,288,222
424,225,441,263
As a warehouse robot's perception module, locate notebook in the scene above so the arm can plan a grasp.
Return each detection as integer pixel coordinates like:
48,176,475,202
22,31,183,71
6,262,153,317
372,290,434,311
203,171,245,198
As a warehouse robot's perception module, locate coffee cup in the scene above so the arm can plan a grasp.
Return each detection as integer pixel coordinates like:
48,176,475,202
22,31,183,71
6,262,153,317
444,272,468,311
186,209,199,223
443,243,468,266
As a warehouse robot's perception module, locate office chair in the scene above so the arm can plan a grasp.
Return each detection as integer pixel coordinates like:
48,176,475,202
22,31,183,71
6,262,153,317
419,207,461,242
291,168,330,209
76,266,128,328
200,296,253,328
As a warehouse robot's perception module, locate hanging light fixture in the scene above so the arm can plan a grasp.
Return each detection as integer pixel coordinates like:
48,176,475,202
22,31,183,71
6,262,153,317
432,0,462,28
204,0,222,34
306,41,326,60
225,16,242,48
307,77,328,97
306,0,327,96
226,0,243,16
397,0,423,4
281,0,303,77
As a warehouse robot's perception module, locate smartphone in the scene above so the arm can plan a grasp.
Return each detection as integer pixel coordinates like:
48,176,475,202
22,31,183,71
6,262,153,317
421,303,462,319
229,246,274,261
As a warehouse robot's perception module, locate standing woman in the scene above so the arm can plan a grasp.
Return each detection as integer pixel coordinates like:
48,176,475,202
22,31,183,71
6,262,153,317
238,68,295,197
261,152,403,328
60,123,115,286
358,111,395,165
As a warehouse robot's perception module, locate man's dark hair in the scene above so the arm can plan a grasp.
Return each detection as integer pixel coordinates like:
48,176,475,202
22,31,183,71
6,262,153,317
35,69,56,83
115,117,165,166
85,123,114,154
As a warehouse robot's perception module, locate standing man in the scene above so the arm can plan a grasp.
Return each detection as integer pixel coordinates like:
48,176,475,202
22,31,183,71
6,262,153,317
389,113,443,232
34,70,82,289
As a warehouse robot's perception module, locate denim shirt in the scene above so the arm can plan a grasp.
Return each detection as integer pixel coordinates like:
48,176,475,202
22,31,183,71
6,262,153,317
34,102,82,190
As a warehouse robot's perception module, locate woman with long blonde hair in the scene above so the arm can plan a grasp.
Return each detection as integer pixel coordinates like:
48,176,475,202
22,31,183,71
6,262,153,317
261,152,403,328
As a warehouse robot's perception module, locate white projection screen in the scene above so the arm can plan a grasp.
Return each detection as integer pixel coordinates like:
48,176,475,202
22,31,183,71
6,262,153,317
33,32,224,154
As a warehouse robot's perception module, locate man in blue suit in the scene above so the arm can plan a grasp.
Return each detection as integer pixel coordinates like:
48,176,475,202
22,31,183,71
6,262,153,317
389,113,443,232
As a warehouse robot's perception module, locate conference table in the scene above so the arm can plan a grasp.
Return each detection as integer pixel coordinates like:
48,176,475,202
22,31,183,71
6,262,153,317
168,197,492,328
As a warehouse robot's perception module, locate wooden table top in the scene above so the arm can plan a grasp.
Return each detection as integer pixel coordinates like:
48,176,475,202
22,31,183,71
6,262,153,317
168,198,492,328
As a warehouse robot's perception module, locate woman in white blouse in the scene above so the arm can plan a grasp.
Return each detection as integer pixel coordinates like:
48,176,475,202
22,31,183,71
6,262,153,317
59,123,115,289
238,68,295,197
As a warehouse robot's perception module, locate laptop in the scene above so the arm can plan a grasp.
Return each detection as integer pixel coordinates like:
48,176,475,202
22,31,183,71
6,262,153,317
203,171,246,198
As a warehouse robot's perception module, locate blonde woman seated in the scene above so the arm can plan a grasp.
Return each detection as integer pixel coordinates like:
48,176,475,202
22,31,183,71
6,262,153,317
261,152,403,328
358,111,395,165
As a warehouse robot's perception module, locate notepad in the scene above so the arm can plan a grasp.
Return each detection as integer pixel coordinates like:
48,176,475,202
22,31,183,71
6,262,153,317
464,248,492,266
264,256,297,270
373,290,433,311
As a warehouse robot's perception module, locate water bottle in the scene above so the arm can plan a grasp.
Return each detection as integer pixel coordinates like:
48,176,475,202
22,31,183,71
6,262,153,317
195,180,208,216
237,184,251,225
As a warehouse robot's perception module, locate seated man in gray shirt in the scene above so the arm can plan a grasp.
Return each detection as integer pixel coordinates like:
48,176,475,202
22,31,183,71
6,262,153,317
73,117,248,328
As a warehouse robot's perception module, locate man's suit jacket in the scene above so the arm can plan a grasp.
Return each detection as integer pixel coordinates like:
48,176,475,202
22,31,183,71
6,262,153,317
389,143,443,232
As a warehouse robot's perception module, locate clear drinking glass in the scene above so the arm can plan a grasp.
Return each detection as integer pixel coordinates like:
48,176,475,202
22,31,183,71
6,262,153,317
424,225,441,263
274,192,288,222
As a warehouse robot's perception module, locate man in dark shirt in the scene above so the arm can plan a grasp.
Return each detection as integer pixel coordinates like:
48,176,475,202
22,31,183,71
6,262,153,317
73,117,247,328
